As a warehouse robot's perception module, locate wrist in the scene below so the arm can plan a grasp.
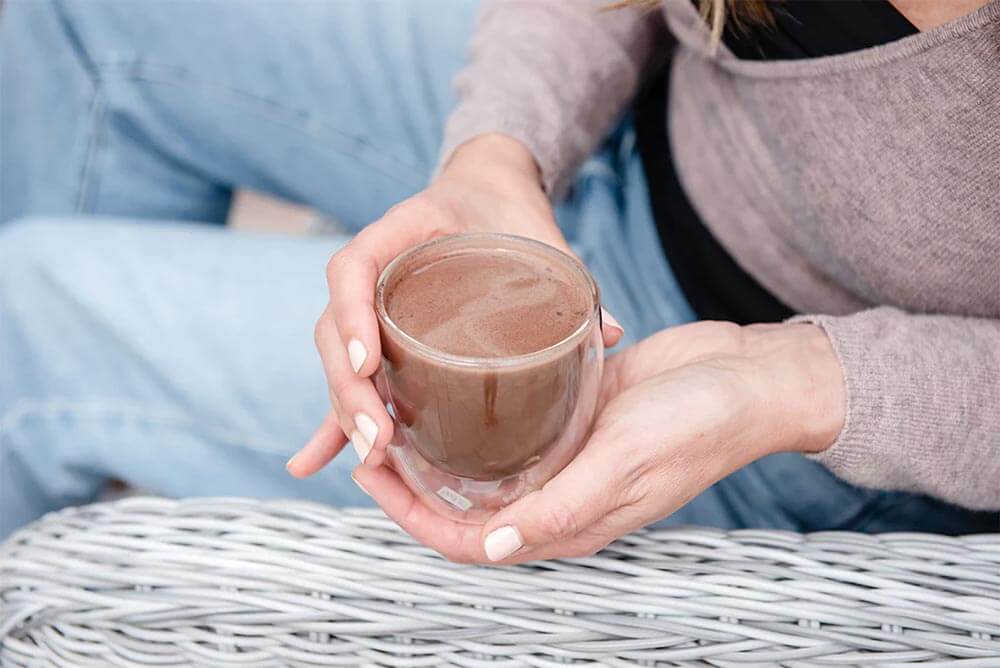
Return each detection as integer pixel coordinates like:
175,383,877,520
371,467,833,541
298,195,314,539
442,134,543,192
742,323,846,455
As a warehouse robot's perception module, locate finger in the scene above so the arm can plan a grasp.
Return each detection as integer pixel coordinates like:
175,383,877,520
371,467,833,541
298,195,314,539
478,439,629,562
352,465,487,563
500,531,608,564
286,410,348,478
325,201,449,380
492,505,642,564
601,308,625,348
334,375,394,468
314,309,393,467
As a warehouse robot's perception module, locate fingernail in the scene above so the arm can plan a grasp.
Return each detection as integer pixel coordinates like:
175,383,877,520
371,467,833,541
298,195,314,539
348,338,367,374
484,525,523,562
350,429,372,463
285,453,299,472
601,308,624,335
354,412,378,449
351,473,371,496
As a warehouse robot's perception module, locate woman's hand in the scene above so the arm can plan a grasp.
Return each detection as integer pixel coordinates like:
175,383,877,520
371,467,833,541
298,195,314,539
351,321,845,563
287,135,623,477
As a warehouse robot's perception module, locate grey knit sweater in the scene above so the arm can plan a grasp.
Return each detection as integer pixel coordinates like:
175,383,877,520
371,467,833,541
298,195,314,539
440,0,1000,510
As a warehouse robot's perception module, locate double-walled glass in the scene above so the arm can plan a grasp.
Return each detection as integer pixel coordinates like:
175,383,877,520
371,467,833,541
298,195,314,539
374,234,604,522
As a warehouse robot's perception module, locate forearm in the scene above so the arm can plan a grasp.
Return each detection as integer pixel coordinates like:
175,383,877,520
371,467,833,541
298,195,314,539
439,0,663,197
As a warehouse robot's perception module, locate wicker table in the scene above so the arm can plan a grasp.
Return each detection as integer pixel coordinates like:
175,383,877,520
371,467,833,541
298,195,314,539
2,497,999,666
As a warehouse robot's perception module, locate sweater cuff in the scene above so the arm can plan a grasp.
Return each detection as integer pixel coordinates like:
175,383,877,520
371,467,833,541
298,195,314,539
787,313,891,489
788,308,1000,510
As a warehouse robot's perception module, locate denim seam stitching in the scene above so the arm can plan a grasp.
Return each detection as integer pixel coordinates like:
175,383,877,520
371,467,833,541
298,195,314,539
76,87,109,214
50,0,107,215
91,59,428,183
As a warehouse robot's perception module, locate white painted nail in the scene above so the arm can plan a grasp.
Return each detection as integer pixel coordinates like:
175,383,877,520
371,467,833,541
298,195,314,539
285,454,299,472
354,412,378,449
484,525,523,562
601,308,624,334
347,338,367,374
351,473,371,496
350,430,372,463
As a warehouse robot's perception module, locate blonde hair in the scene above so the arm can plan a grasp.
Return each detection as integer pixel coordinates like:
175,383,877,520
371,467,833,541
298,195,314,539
609,0,773,47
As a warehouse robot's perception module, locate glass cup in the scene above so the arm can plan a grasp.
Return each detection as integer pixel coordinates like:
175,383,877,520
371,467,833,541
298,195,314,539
374,234,604,523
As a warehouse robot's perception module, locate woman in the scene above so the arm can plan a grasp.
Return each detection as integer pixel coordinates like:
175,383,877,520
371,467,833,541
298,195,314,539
1,0,997,558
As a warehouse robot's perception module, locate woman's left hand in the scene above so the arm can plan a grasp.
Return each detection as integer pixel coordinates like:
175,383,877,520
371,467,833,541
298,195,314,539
353,321,846,564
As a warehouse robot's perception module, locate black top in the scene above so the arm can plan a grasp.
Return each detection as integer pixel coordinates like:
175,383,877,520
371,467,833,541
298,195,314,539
636,1,918,324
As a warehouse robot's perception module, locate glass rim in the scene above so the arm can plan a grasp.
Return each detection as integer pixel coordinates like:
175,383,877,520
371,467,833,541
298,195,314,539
375,233,601,369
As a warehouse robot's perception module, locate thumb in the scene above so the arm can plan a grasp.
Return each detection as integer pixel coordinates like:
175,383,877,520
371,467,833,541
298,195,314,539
479,452,620,562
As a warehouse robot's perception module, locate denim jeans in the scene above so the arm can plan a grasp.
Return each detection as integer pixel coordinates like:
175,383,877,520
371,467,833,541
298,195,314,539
2,0,994,540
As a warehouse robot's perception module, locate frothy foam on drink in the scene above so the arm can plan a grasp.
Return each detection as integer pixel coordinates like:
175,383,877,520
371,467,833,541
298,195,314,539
385,248,591,358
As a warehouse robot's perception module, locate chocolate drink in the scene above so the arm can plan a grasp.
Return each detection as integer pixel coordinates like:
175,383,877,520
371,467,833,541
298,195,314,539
377,235,600,481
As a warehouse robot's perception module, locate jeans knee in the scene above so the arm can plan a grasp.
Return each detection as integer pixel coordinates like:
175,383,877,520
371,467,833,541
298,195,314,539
0,215,70,255
0,218,91,428
0,218,75,304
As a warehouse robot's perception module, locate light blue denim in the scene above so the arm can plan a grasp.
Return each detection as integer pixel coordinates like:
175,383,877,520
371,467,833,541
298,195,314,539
2,0,994,540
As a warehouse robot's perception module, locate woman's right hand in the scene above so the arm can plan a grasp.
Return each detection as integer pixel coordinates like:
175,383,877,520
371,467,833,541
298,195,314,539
287,134,623,478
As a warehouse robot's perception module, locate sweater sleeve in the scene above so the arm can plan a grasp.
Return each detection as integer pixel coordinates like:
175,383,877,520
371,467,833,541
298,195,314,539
790,307,1000,510
438,0,663,198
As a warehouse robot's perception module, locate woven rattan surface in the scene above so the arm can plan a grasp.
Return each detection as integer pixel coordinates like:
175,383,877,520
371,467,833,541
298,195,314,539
2,497,999,667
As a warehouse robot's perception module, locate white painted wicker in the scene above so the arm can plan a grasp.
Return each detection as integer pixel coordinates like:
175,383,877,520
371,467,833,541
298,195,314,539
1,497,999,667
